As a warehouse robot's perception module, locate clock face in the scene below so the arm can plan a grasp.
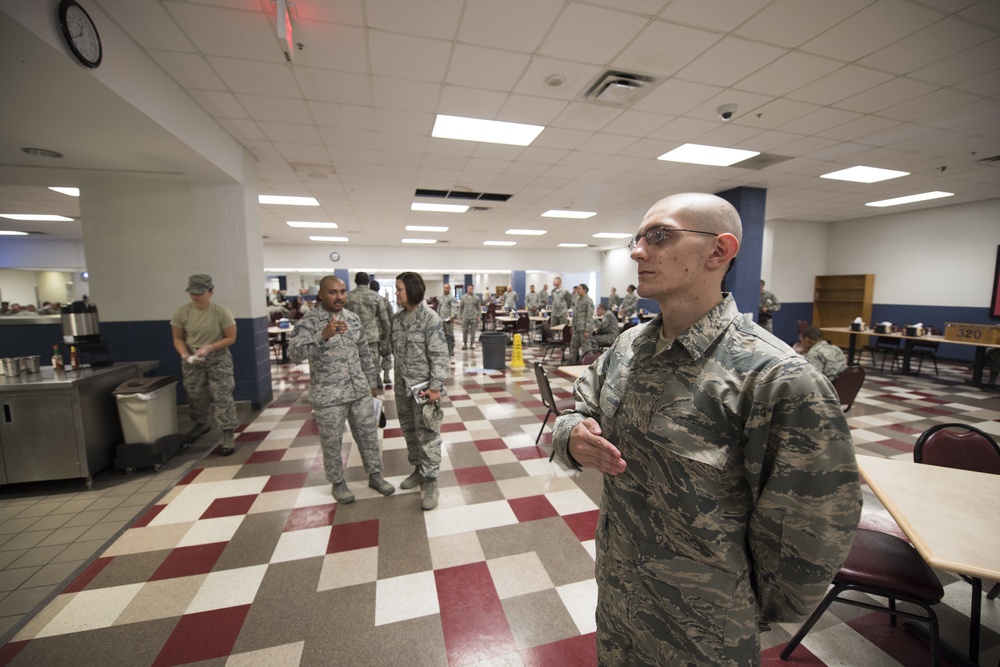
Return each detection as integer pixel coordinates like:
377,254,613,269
330,252,341,262
59,0,102,68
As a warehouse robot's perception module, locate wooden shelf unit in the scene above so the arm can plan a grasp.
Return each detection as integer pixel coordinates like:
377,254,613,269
812,274,874,348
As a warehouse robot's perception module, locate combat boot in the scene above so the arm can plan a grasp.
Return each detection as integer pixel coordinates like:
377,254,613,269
332,480,355,504
220,429,235,456
368,473,395,496
421,479,439,511
400,468,423,490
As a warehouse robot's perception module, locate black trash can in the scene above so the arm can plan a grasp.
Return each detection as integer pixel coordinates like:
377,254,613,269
480,332,507,371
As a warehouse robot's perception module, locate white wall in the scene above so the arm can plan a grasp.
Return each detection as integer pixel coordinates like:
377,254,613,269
766,220,829,303
0,269,40,306
826,199,1000,307
600,246,636,296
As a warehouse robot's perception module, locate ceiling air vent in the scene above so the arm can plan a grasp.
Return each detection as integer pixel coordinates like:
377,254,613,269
583,70,656,107
977,154,1000,166
413,189,512,203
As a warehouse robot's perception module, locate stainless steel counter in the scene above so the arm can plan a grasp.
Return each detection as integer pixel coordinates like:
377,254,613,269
0,361,162,487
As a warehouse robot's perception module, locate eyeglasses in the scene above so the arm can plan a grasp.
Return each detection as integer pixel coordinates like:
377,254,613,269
628,226,718,250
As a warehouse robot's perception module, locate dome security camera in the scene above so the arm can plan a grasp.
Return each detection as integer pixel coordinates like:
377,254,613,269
717,103,738,121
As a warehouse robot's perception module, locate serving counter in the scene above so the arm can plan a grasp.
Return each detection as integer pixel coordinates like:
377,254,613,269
0,361,159,487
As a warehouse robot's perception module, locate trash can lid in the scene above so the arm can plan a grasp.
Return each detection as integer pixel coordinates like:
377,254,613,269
114,376,177,394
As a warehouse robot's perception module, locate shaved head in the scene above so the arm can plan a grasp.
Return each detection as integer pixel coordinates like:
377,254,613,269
320,275,345,291
645,193,743,245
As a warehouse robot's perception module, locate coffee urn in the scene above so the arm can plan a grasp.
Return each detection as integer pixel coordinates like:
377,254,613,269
60,301,111,366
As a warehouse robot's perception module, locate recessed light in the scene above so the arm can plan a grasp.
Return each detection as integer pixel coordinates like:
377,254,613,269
21,147,62,158
405,225,449,232
402,238,437,244
541,210,596,219
432,114,544,146
506,229,547,236
865,191,954,208
0,231,28,236
259,195,320,206
308,236,349,242
0,214,74,221
558,243,589,248
49,187,79,197
411,203,468,213
657,143,759,167
287,221,338,229
821,166,909,183
593,232,632,239
483,241,516,246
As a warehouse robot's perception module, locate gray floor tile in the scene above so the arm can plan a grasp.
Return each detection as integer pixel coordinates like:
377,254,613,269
0,567,41,593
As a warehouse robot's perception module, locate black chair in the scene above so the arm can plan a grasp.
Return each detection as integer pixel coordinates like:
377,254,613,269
862,335,901,372
514,314,530,342
780,528,945,665
533,362,574,456
579,349,601,365
913,424,1000,609
912,327,941,376
832,365,865,412
543,325,571,362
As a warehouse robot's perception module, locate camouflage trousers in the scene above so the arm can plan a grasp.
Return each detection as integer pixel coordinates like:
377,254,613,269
181,349,236,430
394,391,443,479
378,339,392,373
549,312,568,328
442,320,455,356
461,317,477,347
568,330,593,364
313,397,383,483
591,332,616,349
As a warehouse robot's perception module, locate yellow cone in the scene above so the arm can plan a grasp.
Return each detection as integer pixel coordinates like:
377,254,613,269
511,333,525,369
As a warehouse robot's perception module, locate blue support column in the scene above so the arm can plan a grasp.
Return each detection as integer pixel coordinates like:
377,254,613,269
334,268,350,287
512,271,526,308
716,187,766,322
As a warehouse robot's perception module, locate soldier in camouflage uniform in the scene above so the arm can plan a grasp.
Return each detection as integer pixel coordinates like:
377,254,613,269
437,283,459,357
288,276,394,504
567,284,595,364
548,277,573,327
458,284,482,350
539,284,549,307
620,284,639,321
553,193,861,666
759,279,781,332
171,274,238,455
606,287,622,313
799,326,848,381
369,280,394,386
392,272,450,511
525,285,542,316
502,284,518,311
345,272,389,378
591,303,620,348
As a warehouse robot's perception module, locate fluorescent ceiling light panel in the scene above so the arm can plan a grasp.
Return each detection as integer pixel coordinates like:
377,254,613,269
411,203,469,213
0,230,28,236
287,221,338,229
402,238,437,244
483,241,516,246
541,210,596,219
432,114,544,146
259,195,320,206
821,166,909,183
405,225,449,232
506,229,547,236
865,191,954,207
0,214,74,221
49,187,79,197
657,143,759,167
593,232,632,239
308,235,349,242
558,243,589,248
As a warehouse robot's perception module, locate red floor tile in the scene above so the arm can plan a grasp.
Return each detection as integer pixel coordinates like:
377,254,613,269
62,556,113,594
245,449,285,464
262,472,309,492
285,504,337,532
383,427,403,438
846,611,957,667
521,632,597,667
298,420,320,437
288,405,313,413
176,469,202,485
200,494,257,519
563,510,599,542
436,562,516,665
508,495,559,523
132,504,166,528
441,422,467,433
328,519,379,554
151,605,251,667
235,430,269,443
877,438,916,452
762,642,825,665
149,543,227,581
453,465,495,486
474,438,507,451
0,640,27,665
511,446,547,461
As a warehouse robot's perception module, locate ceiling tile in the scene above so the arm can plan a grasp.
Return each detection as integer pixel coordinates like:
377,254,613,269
368,31,451,82
800,0,943,61
513,57,603,101
318,127,375,150
257,122,323,145
657,0,771,32
877,86,980,122
781,107,863,135
446,45,532,91
675,36,786,87
600,110,673,137
308,102,373,130
908,37,1000,86
295,68,371,105
437,85,507,119
365,0,464,39
497,95,569,126
613,20,722,77
148,51,225,90
371,77,441,112
734,0,872,48
817,115,903,142
236,94,313,124
459,0,564,52
208,57,300,97
734,98,823,130
274,142,331,162
858,16,995,74
631,78,723,115
164,2,284,62
291,0,364,26
786,65,894,105
649,116,721,142
735,52,843,97
549,103,624,131
216,118,266,142
575,133,639,154
532,128,594,150
959,0,1000,29
833,76,939,114
98,0,195,51
288,23,368,73
188,90,249,119
539,3,649,64
373,109,434,134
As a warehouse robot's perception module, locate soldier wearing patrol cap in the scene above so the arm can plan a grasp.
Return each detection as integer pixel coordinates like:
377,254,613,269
345,271,390,376
553,193,861,666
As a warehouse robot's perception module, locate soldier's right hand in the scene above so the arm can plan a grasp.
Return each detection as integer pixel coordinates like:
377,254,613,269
568,418,626,476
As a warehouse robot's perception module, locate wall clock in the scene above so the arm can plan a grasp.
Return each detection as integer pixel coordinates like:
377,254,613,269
58,0,102,69
330,252,340,262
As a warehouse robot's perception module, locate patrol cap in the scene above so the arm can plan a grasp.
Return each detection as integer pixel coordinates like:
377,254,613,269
186,274,214,294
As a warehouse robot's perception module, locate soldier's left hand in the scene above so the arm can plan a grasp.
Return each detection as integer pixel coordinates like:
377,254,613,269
422,388,441,403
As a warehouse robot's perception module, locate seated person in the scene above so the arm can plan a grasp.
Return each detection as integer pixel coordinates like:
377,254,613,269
799,326,847,381
591,303,620,348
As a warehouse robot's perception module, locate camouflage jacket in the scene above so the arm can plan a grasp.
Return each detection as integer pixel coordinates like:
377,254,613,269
621,292,639,318
550,287,572,316
458,293,482,319
390,302,450,393
607,293,622,310
553,294,861,664
287,306,377,406
344,287,389,344
438,294,459,322
502,290,518,309
759,289,781,315
525,291,543,311
805,340,848,382
573,294,595,333
594,311,619,337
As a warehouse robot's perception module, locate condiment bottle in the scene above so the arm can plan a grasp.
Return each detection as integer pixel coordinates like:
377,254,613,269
52,344,64,371
70,345,80,370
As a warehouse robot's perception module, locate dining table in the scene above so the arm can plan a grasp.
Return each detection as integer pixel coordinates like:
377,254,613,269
821,326,1000,386
267,326,292,364
556,364,590,380
856,455,1000,665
